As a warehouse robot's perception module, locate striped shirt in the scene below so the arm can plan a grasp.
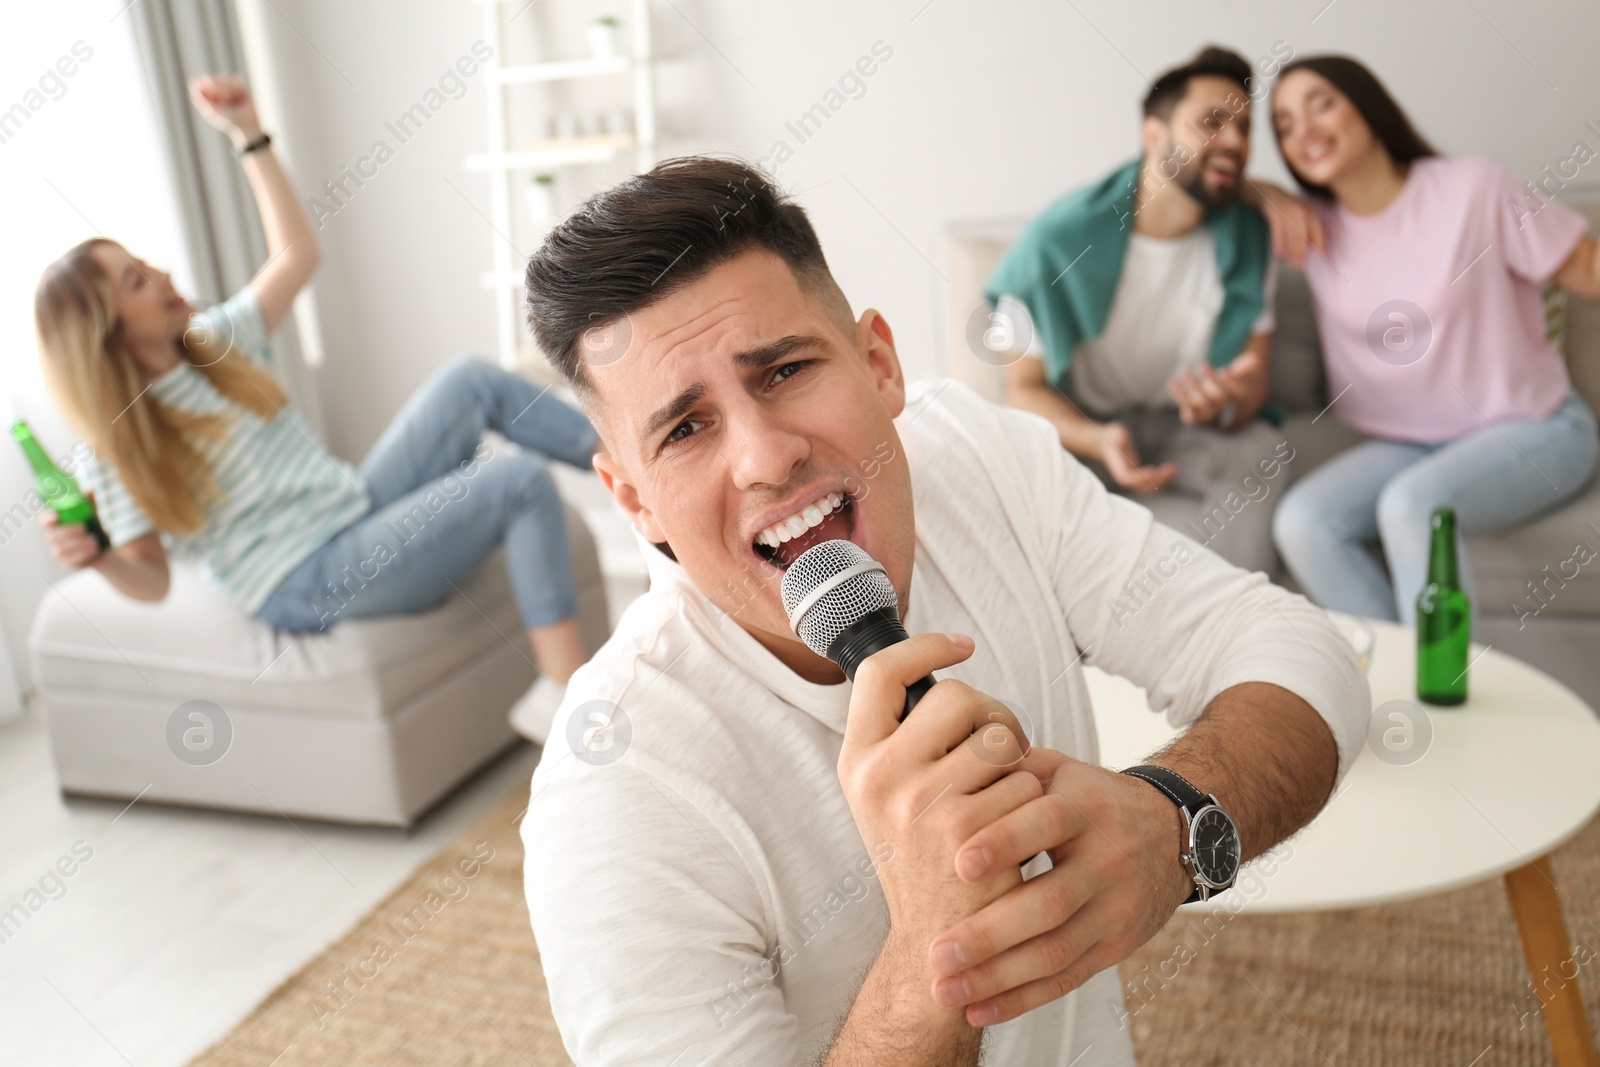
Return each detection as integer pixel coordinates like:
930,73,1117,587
80,286,371,613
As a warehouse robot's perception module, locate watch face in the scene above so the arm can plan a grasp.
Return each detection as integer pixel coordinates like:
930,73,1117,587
1191,807,1240,887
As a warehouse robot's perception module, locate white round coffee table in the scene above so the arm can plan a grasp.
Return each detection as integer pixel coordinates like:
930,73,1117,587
1087,615,1600,1067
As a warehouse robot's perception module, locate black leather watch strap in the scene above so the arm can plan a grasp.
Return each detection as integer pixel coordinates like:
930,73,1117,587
1121,764,1210,903
1121,764,1207,814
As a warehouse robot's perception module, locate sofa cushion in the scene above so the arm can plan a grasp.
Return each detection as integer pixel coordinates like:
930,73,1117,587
31,546,518,721
1266,265,1327,415
1280,411,1367,477
29,501,603,721
1464,476,1600,620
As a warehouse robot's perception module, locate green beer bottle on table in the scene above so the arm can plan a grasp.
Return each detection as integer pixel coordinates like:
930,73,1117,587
10,420,111,552
1416,505,1469,706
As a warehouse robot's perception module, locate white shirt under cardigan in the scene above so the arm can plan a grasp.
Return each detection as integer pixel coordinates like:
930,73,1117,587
522,378,1369,1066
995,228,1277,415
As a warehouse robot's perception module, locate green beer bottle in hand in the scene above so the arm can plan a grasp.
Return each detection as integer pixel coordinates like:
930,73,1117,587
1416,506,1469,706
10,420,111,552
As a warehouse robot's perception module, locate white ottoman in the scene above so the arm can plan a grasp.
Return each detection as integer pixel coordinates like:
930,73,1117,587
27,503,609,827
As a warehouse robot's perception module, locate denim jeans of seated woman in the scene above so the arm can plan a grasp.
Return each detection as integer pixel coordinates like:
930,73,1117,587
1271,388,1599,626
254,356,600,633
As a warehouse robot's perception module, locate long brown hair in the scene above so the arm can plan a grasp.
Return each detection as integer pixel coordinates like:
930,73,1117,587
33,238,288,536
1273,55,1437,199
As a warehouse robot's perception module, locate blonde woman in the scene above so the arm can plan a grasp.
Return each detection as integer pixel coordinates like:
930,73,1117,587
34,74,596,741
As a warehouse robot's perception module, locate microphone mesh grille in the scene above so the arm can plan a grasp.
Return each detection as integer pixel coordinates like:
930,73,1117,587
780,539,898,657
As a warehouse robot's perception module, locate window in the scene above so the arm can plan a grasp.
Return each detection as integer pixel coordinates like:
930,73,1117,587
0,2,190,442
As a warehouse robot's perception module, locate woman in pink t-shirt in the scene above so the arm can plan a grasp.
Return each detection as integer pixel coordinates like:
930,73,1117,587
1266,55,1600,623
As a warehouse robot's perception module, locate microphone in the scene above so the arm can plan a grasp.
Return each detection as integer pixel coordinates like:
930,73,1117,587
780,538,932,721
782,538,1042,869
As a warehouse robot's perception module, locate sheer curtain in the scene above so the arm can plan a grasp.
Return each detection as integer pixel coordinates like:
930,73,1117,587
124,0,325,429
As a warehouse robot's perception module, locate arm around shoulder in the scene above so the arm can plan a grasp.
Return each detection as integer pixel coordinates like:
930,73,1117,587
1554,234,1600,302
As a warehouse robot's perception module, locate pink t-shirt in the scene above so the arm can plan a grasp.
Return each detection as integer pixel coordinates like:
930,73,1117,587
1303,155,1588,443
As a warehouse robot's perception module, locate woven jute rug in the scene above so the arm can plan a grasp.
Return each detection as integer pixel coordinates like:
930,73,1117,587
190,779,1600,1066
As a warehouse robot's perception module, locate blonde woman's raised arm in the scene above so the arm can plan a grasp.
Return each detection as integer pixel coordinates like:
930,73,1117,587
188,73,320,335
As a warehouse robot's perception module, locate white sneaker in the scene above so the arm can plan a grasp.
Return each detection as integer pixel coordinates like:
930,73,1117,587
509,676,567,745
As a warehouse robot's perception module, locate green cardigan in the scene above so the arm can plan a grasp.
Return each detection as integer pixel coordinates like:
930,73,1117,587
984,158,1273,418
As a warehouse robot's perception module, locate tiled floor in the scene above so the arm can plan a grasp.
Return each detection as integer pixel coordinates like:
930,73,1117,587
0,468,646,1067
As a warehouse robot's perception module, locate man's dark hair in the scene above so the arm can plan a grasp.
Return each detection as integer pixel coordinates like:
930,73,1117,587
524,155,849,400
1272,55,1437,199
1142,46,1253,121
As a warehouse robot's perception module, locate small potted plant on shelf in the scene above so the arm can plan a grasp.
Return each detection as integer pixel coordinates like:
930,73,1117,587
525,174,556,226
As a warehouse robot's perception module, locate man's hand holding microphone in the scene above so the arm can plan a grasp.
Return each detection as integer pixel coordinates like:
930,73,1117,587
826,630,1039,1062
788,540,1191,1062
835,634,1190,1039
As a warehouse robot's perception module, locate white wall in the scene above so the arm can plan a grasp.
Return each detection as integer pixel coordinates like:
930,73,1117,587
252,0,1600,462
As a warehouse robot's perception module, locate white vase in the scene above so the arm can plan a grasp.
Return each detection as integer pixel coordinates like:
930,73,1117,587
588,19,620,60
524,176,557,227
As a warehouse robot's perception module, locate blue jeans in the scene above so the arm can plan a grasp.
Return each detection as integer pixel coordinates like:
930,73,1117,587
255,356,600,633
1272,389,1599,624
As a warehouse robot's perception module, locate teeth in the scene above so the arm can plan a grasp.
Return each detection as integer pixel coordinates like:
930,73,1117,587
755,491,846,550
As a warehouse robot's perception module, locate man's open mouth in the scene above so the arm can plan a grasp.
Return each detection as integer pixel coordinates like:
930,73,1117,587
752,491,856,570
1205,153,1241,182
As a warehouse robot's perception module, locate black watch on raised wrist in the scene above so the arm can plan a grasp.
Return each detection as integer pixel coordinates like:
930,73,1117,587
1120,764,1241,904
235,132,271,158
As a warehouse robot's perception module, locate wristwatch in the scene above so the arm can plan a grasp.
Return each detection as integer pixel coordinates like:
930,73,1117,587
1120,764,1241,903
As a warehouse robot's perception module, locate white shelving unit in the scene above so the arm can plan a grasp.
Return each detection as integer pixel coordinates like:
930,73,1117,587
472,0,658,375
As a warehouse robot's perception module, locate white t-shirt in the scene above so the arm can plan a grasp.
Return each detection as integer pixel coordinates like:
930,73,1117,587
521,379,1368,1066
997,228,1276,413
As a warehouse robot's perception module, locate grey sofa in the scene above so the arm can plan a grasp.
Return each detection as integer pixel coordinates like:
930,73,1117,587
944,199,1600,711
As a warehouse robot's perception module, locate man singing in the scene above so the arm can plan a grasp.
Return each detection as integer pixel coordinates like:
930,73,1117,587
519,155,1370,1065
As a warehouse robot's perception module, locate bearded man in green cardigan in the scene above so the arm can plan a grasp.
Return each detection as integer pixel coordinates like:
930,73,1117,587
987,45,1300,576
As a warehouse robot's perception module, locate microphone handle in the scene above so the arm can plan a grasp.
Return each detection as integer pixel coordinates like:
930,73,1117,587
828,606,932,721
901,674,936,722
829,605,1040,868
